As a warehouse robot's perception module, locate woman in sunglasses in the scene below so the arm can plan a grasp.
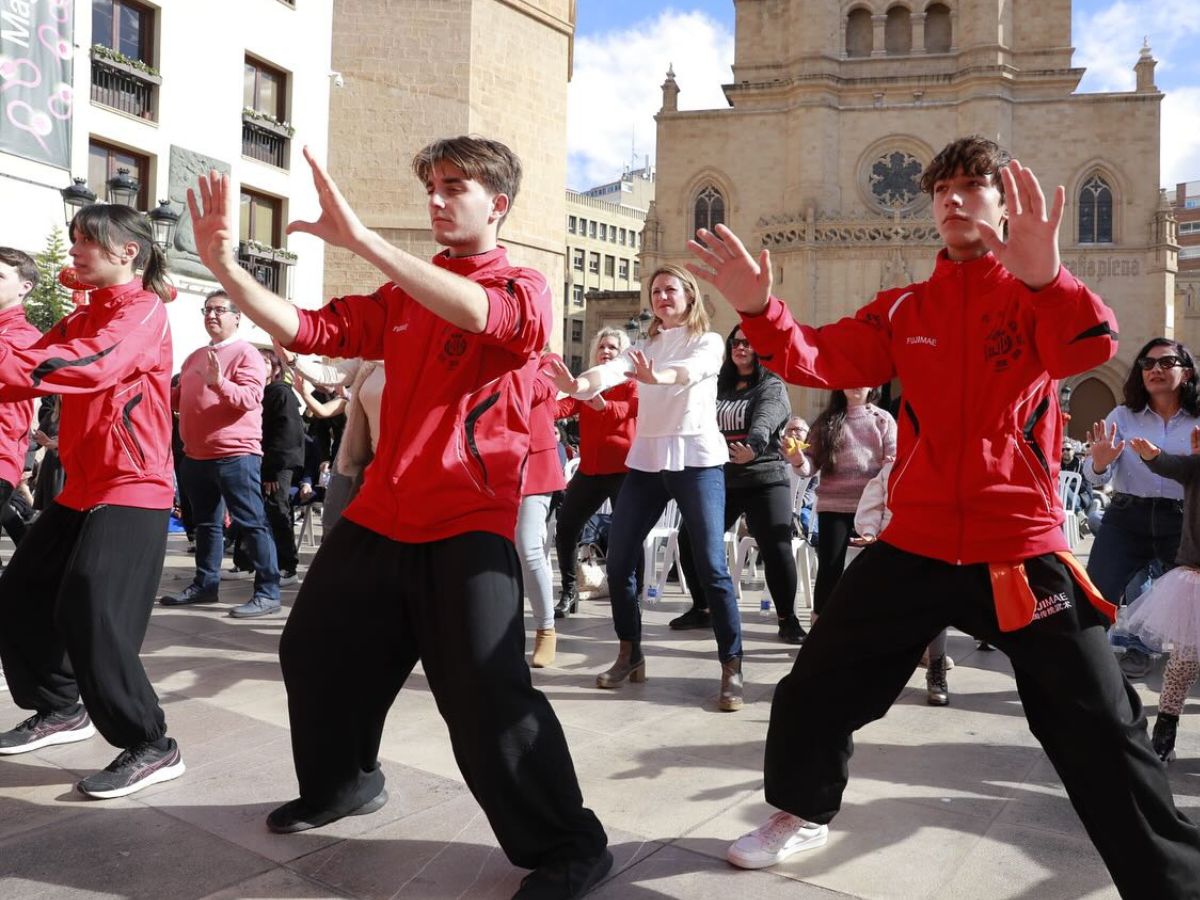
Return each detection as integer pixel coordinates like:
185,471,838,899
1085,338,1200,676
672,325,807,645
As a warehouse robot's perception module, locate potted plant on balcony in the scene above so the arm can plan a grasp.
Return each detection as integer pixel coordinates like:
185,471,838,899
242,107,295,140
90,44,162,84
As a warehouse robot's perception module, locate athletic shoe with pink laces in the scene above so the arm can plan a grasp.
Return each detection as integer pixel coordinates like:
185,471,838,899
727,811,829,869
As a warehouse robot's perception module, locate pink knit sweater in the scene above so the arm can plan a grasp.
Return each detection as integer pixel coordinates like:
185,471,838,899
177,339,267,460
815,404,896,514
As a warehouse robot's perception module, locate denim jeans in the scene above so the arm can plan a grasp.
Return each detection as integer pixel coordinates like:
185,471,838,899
181,454,279,601
516,493,554,630
1085,493,1182,608
607,466,742,661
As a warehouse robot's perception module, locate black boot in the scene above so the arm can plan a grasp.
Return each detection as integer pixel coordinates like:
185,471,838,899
554,588,578,619
669,607,711,630
1152,712,1179,762
777,615,806,645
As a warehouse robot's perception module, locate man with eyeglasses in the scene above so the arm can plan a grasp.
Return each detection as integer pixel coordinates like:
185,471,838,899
159,290,282,617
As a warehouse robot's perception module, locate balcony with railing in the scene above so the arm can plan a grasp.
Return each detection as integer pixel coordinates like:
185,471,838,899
90,46,160,121
237,242,296,298
242,110,292,169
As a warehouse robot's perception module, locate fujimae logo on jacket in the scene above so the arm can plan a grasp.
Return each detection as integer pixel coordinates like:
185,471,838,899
1032,591,1072,621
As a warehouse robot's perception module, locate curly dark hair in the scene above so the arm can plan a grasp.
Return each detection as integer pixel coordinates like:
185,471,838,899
919,135,1011,204
1121,337,1200,415
811,387,881,474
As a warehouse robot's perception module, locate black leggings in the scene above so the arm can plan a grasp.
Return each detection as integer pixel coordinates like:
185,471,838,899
814,510,856,616
553,471,626,596
678,480,798,619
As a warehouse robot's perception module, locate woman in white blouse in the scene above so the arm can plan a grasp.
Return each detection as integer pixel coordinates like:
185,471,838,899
551,265,745,711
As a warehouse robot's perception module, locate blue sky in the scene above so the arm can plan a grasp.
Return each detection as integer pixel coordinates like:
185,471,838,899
568,1,1200,191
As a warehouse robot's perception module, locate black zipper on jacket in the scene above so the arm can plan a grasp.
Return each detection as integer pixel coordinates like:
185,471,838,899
1022,396,1051,474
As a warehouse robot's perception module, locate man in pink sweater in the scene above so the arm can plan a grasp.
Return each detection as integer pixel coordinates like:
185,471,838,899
160,290,281,617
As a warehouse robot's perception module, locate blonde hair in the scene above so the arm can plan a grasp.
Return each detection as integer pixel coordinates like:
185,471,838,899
589,326,629,364
647,265,710,338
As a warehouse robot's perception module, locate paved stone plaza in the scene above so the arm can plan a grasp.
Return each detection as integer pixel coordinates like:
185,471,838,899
0,531,1196,899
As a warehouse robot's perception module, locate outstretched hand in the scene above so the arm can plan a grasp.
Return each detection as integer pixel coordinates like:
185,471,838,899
627,349,665,385
286,146,370,251
1129,437,1162,462
686,224,773,314
186,170,239,277
546,357,580,395
976,160,1065,291
1087,420,1124,472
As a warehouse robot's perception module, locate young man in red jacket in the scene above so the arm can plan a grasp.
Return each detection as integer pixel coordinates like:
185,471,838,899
687,136,1200,895
188,137,610,900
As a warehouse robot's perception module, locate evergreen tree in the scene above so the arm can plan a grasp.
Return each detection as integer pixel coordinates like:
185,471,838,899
26,226,74,333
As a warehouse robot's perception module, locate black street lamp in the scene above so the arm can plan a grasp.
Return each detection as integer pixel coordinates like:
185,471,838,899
625,308,652,341
60,176,97,226
147,199,180,251
1059,382,1073,415
106,167,139,207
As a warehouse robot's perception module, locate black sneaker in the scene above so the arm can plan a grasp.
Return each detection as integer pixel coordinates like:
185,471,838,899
926,656,950,707
1120,648,1154,679
159,583,219,606
976,640,995,651
76,739,185,799
0,707,96,755
777,615,806,645
267,788,389,833
669,607,711,630
514,849,614,899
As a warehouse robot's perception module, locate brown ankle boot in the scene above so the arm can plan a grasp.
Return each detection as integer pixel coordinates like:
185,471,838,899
719,657,743,711
596,640,646,688
531,628,556,668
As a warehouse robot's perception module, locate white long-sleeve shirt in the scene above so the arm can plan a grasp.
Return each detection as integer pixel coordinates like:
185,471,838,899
574,326,727,472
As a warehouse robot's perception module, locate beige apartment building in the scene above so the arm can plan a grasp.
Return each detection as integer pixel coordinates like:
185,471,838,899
563,165,654,370
641,0,1178,435
324,0,576,346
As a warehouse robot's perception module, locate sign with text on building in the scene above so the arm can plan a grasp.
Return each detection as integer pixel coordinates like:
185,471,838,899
0,0,73,169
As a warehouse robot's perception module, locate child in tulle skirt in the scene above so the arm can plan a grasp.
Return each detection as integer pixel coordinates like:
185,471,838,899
1125,436,1200,761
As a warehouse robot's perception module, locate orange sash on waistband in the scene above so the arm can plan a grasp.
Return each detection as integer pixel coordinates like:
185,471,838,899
987,552,1117,632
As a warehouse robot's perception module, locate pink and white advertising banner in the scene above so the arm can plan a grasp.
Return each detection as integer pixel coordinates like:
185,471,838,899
0,0,73,169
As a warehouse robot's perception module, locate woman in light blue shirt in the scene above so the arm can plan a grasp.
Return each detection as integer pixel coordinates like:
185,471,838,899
1085,338,1200,620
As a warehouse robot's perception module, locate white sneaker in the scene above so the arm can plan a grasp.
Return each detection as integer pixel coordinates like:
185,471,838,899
0,668,7,692
727,811,828,869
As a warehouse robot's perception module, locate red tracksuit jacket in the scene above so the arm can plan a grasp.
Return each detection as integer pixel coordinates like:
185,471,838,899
555,379,638,476
0,305,42,488
0,280,174,510
288,246,550,543
740,251,1118,564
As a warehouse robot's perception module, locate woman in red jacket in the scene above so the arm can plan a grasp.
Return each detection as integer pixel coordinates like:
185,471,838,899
552,327,638,617
0,205,184,801
519,350,568,667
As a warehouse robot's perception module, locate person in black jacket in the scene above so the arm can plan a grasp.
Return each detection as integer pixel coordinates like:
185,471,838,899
674,325,806,644
258,349,305,582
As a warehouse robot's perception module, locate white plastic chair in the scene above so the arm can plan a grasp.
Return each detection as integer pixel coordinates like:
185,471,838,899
295,501,321,548
545,456,582,564
1058,469,1083,549
643,499,684,603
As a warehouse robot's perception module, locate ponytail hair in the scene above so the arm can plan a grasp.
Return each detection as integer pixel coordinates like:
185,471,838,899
70,204,174,303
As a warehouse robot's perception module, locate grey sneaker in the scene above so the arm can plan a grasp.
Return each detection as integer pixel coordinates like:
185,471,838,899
0,707,96,755
77,739,185,799
229,595,281,618
159,583,219,606
1119,648,1154,678
279,570,299,586
220,566,252,581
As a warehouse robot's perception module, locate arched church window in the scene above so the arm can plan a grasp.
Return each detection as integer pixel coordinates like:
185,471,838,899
924,3,951,53
1078,174,1114,244
693,185,725,235
885,6,912,55
846,7,873,58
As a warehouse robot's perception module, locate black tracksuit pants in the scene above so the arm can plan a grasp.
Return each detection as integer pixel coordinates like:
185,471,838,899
765,540,1200,897
279,519,607,869
0,503,170,748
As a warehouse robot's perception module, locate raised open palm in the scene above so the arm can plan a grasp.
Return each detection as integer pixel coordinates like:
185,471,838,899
685,224,773,314
976,161,1065,291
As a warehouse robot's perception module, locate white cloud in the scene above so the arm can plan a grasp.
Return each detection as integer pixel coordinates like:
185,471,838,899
567,10,733,190
1162,88,1200,187
1074,0,1200,184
